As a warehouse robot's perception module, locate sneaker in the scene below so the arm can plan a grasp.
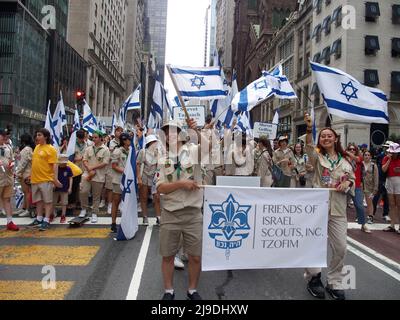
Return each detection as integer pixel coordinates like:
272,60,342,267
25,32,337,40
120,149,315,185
156,217,160,226
326,286,346,300
49,213,55,223
383,225,396,232
0,209,6,216
137,203,142,213
361,224,371,233
107,203,112,215
187,291,202,300
91,214,98,224
6,221,19,231
355,217,358,223
60,216,66,224
99,200,106,208
79,210,87,218
307,273,325,299
174,255,185,270
367,215,373,224
18,210,30,217
39,221,50,232
161,292,175,300
142,217,149,226
28,219,42,227
383,215,391,222
111,223,117,233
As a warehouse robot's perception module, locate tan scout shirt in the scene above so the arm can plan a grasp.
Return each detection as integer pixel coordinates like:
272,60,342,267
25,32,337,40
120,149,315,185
273,148,295,177
137,147,158,177
156,143,204,212
16,146,33,180
305,144,355,217
0,144,14,187
75,141,89,171
83,144,110,183
230,146,254,176
111,147,129,185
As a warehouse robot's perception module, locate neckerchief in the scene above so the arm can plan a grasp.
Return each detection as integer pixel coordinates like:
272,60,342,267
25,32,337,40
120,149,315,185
325,153,342,171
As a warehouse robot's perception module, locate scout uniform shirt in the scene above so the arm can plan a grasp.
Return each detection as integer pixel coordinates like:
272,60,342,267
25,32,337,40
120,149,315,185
83,144,111,183
111,147,129,185
305,144,355,217
137,145,159,180
273,148,295,177
16,146,33,180
156,143,204,213
0,143,14,187
75,140,89,171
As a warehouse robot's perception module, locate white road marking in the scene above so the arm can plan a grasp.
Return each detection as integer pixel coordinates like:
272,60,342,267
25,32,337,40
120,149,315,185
126,223,154,300
347,222,399,231
347,237,400,271
347,243,400,282
0,217,157,226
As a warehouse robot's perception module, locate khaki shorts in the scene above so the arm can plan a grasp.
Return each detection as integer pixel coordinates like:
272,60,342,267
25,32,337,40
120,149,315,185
142,173,155,187
32,182,54,204
386,176,400,195
0,185,12,199
105,174,113,190
112,183,122,195
53,191,68,206
159,207,203,257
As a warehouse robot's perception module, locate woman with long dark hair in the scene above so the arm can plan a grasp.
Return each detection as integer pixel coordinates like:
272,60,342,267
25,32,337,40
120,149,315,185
292,142,307,188
303,114,355,301
15,133,35,217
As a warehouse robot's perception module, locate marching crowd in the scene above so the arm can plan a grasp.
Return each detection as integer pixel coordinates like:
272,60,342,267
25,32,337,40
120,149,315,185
0,115,399,300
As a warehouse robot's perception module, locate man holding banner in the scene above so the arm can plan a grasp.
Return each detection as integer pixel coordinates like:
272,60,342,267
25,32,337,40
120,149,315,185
156,119,204,301
303,113,355,301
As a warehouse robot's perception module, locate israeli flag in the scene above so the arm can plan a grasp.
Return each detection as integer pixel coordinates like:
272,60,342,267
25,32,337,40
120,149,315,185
15,187,24,209
44,101,61,148
117,144,139,241
231,73,280,112
66,109,81,161
125,85,141,112
219,71,239,128
234,111,253,137
111,109,117,136
169,65,227,100
148,80,170,129
310,103,317,143
83,101,98,134
211,52,230,118
44,100,52,133
51,94,67,147
311,61,389,124
263,71,297,99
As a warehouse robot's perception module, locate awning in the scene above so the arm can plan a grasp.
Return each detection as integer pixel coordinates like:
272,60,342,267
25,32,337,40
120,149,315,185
364,70,379,87
392,72,400,92
331,39,342,56
392,38,400,56
312,24,321,39
365,35,380,52
366,2,380,20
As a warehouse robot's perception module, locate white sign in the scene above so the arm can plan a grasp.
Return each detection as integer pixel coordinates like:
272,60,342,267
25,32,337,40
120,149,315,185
217,176,260,187
202,187,329,271
254,122,278,139
173,105,206,127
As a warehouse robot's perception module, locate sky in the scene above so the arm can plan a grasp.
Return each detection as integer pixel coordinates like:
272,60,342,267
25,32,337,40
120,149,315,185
164,0,211,97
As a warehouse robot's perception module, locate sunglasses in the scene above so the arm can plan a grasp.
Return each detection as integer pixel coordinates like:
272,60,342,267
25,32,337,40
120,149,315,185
348,148,356,151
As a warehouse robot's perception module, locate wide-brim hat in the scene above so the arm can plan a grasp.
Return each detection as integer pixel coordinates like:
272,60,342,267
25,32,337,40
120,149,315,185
161,120,185,132
58,154,69,164
388,143,400,154
278,135,289,143
383,140,394,148
145,134,158,146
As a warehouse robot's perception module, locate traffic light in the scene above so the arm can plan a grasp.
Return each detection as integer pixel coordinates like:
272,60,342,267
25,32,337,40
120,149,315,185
76,90,86,106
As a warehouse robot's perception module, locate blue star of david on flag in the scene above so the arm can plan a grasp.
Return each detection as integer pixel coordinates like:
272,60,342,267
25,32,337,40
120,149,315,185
121,178,134,202
254,79,269,90
190,76,206,90
341,81,359,102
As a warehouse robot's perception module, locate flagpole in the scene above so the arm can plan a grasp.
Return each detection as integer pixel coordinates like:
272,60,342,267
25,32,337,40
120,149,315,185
166,64,191,124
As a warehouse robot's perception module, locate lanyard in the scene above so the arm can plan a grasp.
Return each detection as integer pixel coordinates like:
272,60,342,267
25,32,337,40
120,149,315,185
325,153,342,171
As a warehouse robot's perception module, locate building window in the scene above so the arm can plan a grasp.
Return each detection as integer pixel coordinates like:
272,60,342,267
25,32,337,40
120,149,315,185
322,15,331,35
393,38,400,57
312,24,322,42
391,72,400,100
322,46,331,64
364,70,379,87
298,29,303,46
313,52,321,63
314,0,322,14
393,5,400,24
305,22,311,40
325,0,331,6
305,52,310,74
365,36,380,55
331,39,342,59
303,85,309,108
311,83,320,105
298,58,303,78
332,6,342,27
365,2,380,22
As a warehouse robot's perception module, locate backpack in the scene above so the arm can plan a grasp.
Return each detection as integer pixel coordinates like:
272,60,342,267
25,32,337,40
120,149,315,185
252,149,268,176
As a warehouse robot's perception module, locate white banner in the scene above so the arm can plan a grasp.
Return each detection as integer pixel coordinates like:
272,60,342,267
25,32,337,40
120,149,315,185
202,187,329,271
173,105,206,127
253,122,278,139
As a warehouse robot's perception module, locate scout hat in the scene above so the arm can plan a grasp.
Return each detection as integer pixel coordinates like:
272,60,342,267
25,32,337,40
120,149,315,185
278,135,289,144
145,135,158,146
161,120,185,132
58,154,69,164
383,140,394,148
388,143,400,154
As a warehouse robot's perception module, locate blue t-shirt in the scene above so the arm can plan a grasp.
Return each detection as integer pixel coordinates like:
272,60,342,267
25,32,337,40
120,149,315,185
56,166,73,192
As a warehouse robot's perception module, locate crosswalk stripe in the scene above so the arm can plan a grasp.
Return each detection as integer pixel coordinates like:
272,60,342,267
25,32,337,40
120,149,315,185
0,245,100,266
0,228,110,239
0,281,74,300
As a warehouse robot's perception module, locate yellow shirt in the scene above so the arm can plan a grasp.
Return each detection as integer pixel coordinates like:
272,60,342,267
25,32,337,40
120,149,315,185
67,161,83,177
31,144,58,184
